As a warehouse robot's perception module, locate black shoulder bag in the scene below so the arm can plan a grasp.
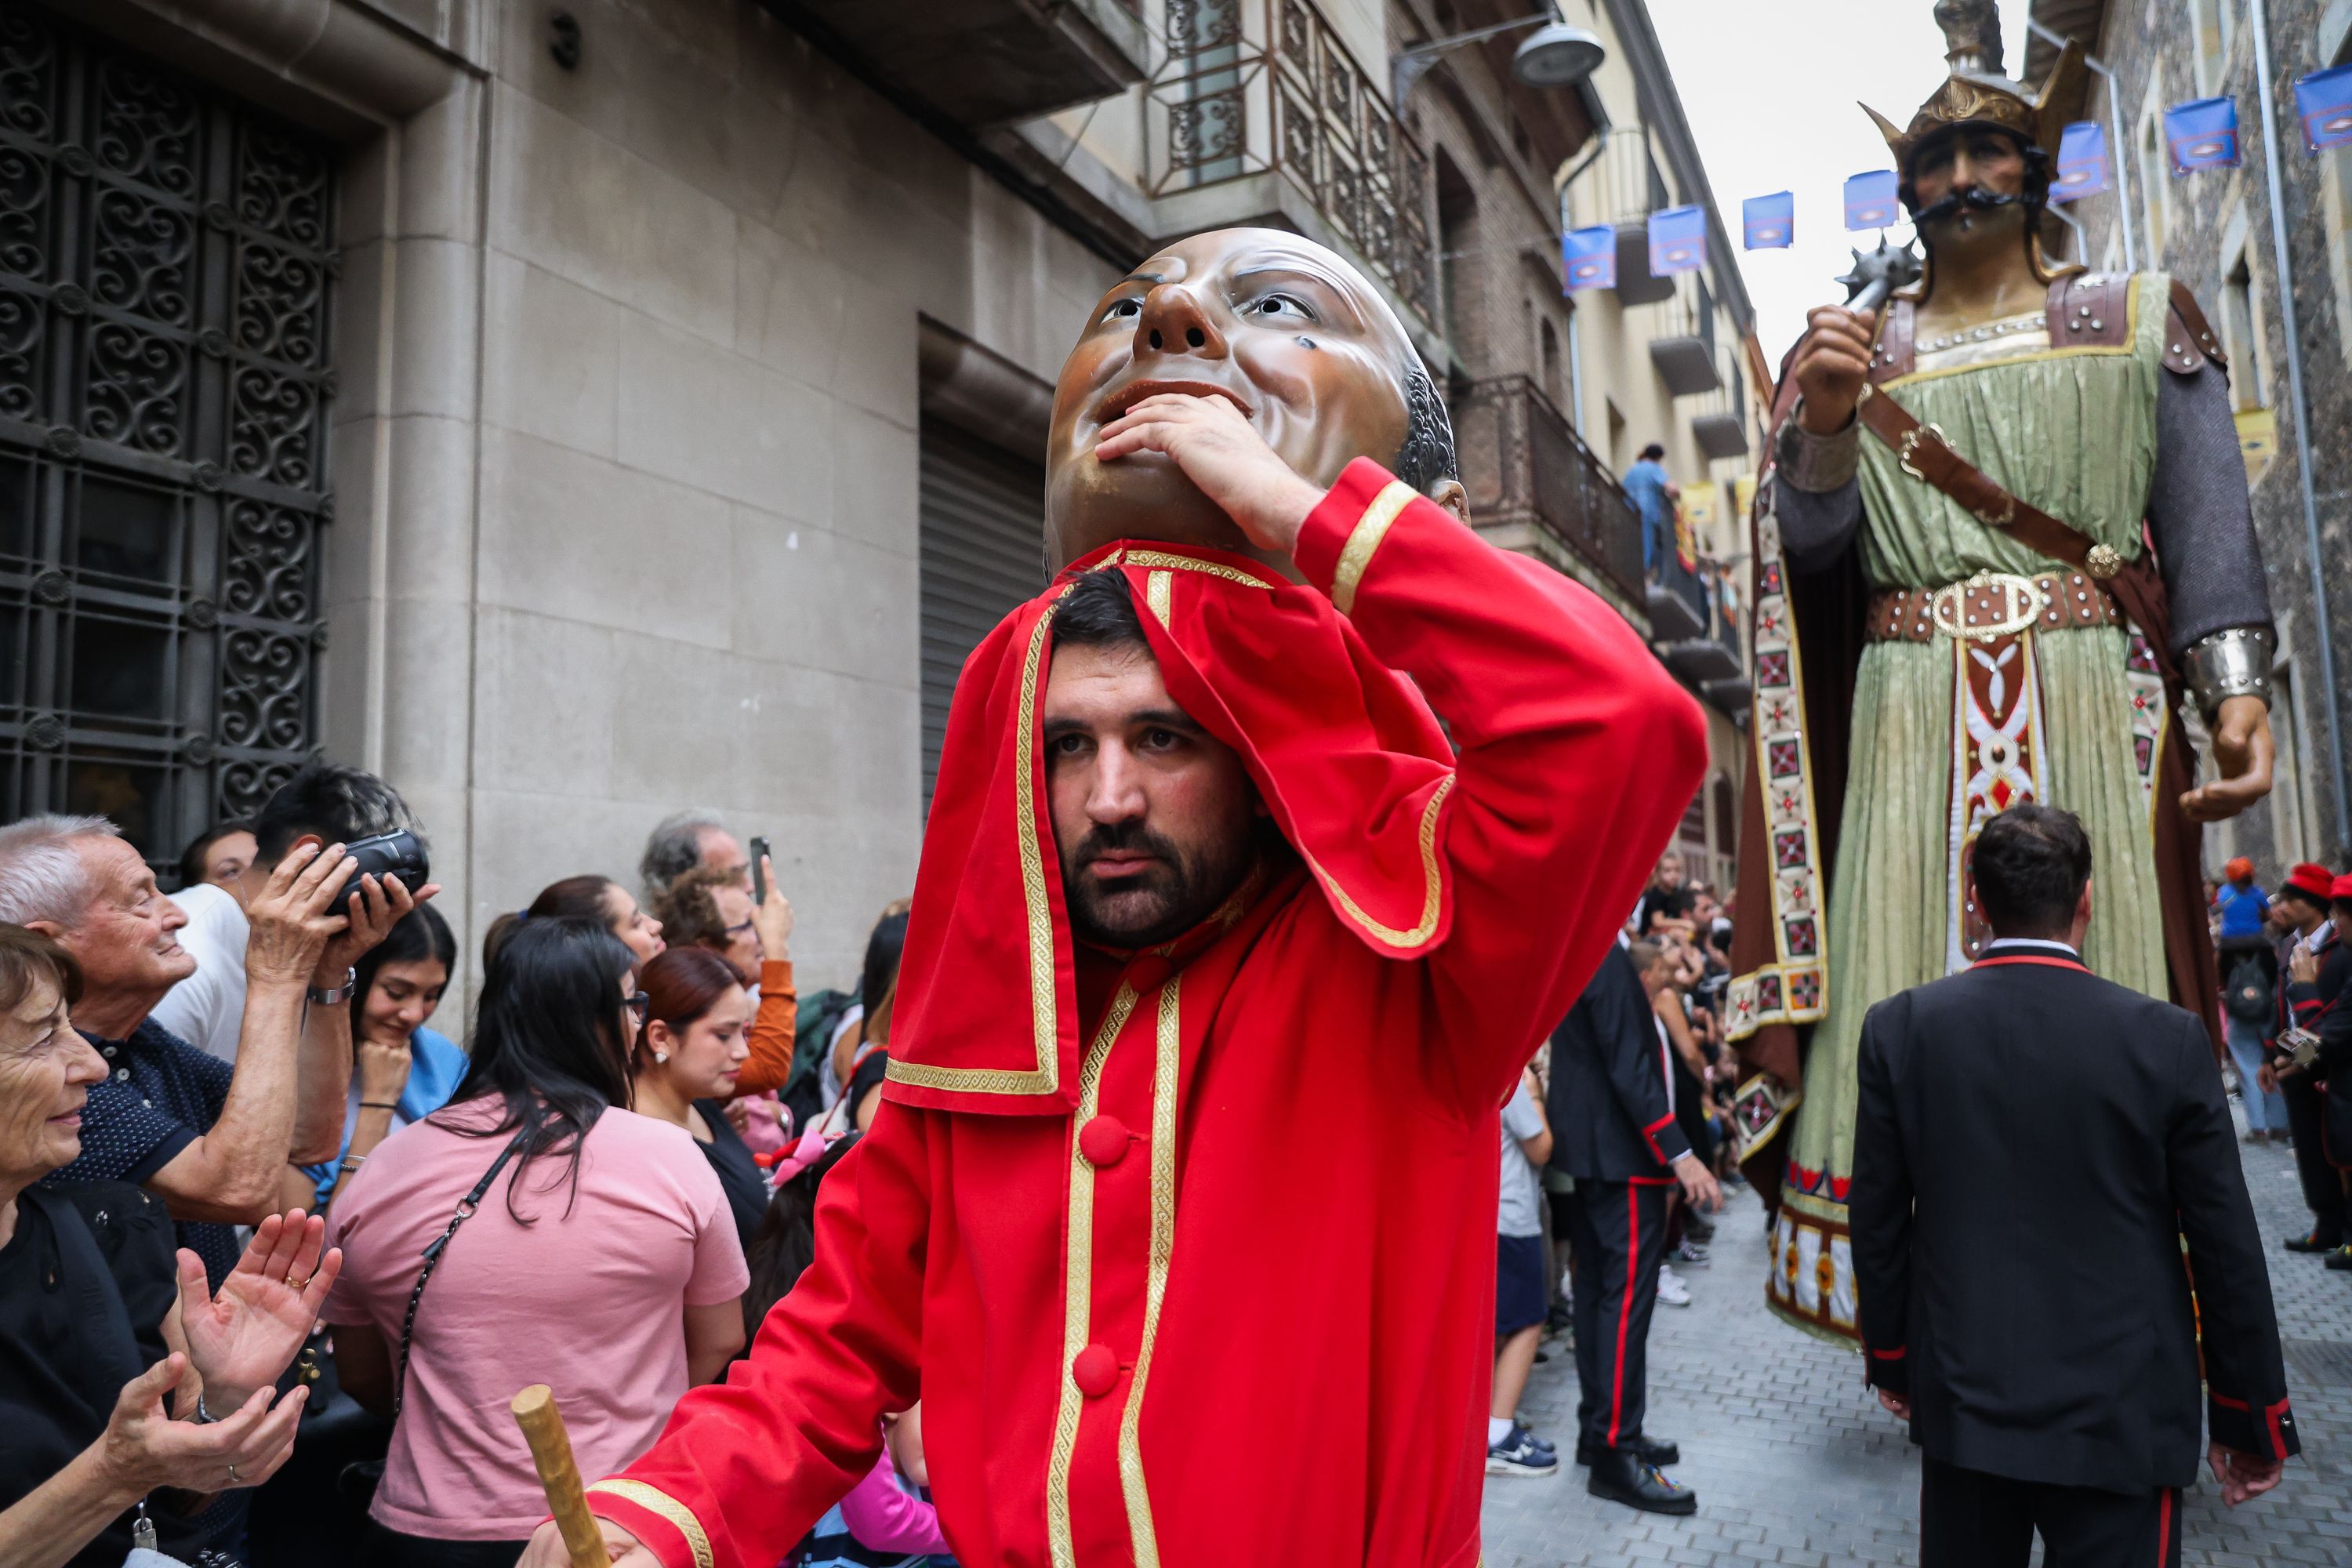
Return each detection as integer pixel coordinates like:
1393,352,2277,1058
339,1127,531,1508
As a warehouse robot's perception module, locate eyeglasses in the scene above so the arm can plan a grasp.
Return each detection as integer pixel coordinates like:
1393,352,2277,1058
624,991,651,1022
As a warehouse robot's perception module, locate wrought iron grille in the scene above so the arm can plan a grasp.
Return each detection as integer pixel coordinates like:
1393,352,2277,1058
0,0,335,878
1151,0,1436,325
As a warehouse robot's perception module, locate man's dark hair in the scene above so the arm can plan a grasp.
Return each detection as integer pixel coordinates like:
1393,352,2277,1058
252,762,420,869
1393,361,1459,494
1972,804,2092,938
1053,567,1151,655
1639,441,1667,462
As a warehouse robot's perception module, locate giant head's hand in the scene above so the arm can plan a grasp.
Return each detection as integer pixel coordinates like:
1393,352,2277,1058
2180,695,2275,823
1045,227,1465,573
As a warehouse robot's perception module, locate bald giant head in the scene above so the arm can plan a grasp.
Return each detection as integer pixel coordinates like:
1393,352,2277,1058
1044,227,1460,572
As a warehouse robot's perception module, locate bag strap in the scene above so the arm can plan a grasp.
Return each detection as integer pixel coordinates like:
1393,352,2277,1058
390,1126,530,1417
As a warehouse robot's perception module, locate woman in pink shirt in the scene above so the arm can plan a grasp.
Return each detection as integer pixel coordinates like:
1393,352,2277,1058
323,917,748,1568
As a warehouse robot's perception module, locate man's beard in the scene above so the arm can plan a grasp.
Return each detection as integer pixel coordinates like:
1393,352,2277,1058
1060,818,1258,949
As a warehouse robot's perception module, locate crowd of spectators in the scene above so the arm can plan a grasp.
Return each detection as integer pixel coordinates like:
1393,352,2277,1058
0,775,932,1568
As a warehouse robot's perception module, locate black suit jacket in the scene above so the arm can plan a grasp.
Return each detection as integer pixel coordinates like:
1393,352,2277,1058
1545,942,1688,1183
1849,947,2299,1490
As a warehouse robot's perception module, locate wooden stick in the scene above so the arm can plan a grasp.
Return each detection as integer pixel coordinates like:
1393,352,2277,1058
511,1384,607,1568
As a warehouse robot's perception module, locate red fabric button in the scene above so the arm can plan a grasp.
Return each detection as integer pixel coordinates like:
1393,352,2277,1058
1072,1343,1120,1399
1077,1116,1130,1169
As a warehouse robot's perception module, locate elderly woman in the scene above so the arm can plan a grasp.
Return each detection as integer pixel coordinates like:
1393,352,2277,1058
0,924,336,1568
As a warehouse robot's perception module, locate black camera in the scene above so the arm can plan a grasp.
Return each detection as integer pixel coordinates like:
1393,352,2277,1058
332,829,430,910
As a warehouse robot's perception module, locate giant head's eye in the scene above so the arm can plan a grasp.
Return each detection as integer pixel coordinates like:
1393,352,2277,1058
1101,298,1143,324
1247,293,1313,321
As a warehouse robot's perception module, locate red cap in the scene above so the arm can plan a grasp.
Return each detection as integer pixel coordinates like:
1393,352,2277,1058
2335,873,2352,902
2223,856,2254,881
2286,862,2338,900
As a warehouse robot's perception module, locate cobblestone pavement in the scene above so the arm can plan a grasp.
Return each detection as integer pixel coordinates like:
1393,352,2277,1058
1480,1114,2352,1566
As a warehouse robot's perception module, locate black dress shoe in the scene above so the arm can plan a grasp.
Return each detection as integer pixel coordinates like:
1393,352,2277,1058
2326,1246,2352,1272
1586,1448,1697,1515
1576,1433,1680,1468
2286,1230,2342,1254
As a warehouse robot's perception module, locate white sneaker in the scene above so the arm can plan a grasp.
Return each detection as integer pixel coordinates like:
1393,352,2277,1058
1656,1265,1691,1308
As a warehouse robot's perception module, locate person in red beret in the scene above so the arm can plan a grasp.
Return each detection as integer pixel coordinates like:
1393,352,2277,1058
2265,863,2350,1253
522,229,1708,1568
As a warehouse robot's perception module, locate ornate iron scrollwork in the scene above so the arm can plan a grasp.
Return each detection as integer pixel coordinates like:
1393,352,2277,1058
0,0,336,877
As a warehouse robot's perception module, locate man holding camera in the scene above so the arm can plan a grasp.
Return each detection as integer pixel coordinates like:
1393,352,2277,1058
0,799,429,1287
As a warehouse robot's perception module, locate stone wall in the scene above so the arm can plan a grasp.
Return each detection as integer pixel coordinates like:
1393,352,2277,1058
2063,0,2352,869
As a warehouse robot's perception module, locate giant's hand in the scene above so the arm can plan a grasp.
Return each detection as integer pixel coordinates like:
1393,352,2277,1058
178,1210,341,1410
2180,696,2275,823
1093,393,1324,557
1791,305,1876,435
520,1515,652,1566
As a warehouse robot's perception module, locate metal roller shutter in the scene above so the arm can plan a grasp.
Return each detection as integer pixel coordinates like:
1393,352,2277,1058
917,419,1047,812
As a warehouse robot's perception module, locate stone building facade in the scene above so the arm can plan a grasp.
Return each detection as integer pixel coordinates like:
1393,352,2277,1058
2028,0,2352,873
0,0,1752,1006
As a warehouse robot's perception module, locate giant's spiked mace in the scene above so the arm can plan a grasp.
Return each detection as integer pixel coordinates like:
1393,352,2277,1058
1838,236,1924,314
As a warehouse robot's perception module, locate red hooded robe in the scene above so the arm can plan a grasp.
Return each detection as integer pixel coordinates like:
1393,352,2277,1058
583,459,1707,1568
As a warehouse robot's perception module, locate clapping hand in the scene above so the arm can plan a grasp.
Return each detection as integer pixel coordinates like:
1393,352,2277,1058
97,1353,306,1501
177,1210,342,1411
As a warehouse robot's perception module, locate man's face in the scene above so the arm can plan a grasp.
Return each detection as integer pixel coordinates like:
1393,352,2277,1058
695,827,749,886
54,837,194,1006
0,974,106,1185
1046,228,1415,572
1910,127,2030,252
2335,905,2352,948
1043,641,1260,948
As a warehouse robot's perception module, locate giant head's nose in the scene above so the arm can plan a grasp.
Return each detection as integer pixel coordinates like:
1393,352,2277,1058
1134,281,1229,362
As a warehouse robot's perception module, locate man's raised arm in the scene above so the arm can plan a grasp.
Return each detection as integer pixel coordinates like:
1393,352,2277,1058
550,1104,933,1568
1092,394,1706,1113
1291,459,1708,1109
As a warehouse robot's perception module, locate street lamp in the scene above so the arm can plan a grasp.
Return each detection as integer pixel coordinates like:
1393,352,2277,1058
1389,10,1606,111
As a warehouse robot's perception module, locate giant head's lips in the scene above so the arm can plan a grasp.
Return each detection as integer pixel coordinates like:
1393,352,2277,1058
1089,378,1254,429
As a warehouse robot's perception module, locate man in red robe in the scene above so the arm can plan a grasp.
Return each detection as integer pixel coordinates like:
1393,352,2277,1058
524,229,1705,1568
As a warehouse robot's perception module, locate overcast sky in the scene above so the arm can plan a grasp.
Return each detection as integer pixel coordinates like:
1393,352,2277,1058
1645,1,2041,364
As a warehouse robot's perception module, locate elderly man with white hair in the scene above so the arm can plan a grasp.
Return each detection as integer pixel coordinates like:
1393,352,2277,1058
0,816,417,1284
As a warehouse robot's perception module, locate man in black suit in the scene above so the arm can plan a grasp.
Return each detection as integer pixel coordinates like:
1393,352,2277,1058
1850,805,2298,1566
1546,936,1721,1514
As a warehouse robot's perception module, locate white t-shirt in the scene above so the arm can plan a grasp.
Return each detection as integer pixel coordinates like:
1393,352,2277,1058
1498,1080,1546,1239
151,882,249,1063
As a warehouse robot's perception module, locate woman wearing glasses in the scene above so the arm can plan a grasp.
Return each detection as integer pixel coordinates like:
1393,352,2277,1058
320,919,747,1568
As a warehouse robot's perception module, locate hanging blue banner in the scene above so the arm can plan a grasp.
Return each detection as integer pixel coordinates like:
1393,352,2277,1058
1741,191,1794,249
2051,121,2109,201
2296,61,2352,151
1647,205,1708,276
2165,96,2241,172
1843,169,1900,230
1561,225,1616,293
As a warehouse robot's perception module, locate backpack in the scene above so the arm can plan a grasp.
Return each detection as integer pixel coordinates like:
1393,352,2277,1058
2223,951,2274,1024
781,987,856,1131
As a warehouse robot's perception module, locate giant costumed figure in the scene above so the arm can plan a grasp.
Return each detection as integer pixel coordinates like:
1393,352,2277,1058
1726,2,2280,1346
518,227,1706,1568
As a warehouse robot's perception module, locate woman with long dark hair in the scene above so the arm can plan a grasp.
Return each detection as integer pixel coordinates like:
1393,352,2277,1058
321,919,747,1568
630,946,765,1248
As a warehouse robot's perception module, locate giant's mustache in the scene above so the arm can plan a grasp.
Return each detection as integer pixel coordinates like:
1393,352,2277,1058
1912,187,2023,227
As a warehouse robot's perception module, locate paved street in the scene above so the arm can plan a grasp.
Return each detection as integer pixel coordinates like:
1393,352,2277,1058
1481,1113,2352,1566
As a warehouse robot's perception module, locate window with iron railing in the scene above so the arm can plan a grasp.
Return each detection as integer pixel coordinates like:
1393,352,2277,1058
1150,0,1436,325
0,0,336,879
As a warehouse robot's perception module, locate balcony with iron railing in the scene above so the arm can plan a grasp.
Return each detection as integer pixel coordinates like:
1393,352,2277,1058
1686,358,1750,461
1651,546,1742,690
1144,0,1437,331
1454,375,1646,621
1559,125,1676,305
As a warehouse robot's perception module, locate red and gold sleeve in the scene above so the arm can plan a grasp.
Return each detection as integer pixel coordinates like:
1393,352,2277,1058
1293,458,1708,1112
585,1101,932,1568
